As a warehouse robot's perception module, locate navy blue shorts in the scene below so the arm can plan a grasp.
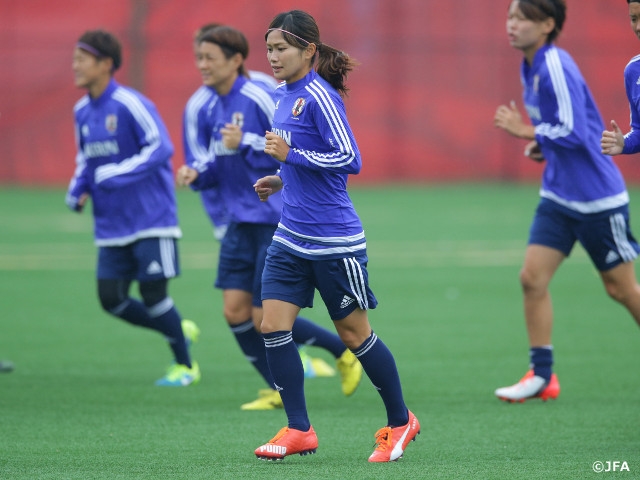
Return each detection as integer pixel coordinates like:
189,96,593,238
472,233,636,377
97,237,180,280
529,198,640,271
215,222,275,307
261,244,378,321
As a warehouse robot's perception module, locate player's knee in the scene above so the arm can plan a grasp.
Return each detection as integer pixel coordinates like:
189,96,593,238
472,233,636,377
139,279,168,307
519,267,544,295
337,331,362,350
602,278,632,304
334,312,371,349
97,279,127,312
223,303,252,324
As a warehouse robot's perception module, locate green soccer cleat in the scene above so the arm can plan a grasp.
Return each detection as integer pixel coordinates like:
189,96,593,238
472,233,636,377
299,347,337,378
310,357,336,377
155,361,201,387
181,319,200,347
299,346,315,378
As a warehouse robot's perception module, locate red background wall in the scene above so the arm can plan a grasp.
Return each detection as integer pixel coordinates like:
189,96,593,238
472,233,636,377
1,0,639,185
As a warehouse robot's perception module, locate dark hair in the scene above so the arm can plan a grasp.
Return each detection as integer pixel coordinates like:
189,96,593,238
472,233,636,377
629,0,640,4
77,30,122,71
193,23,222,43
516,0,566,43
199,25,249,78
266,10,358,97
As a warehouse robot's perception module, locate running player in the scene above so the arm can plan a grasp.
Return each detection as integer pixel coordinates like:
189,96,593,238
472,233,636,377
183,24,280,242
66,30,200,387
253,10,420,462
183,24,338,382
176,25,362,410
494,0,640,403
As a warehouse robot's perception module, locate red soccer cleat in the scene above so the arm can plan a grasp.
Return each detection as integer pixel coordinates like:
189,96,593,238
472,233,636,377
368,410,420,462
495,369,560,403
255,426,318,460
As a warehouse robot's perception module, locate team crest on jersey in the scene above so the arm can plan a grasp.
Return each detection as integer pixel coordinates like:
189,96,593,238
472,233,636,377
292,98,306,117
231,112,244,127
105,114,118,133
81,124,90,137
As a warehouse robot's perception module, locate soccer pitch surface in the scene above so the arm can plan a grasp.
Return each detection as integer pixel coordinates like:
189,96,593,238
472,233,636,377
1,184,638,479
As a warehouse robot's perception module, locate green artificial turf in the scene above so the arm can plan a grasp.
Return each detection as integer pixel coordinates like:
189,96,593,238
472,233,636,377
0,184,638,479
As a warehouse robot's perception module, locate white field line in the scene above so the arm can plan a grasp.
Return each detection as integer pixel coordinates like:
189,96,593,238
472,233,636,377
0,240,590,271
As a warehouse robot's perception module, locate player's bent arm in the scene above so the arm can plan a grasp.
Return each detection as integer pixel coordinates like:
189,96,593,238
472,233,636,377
494,101,535,140
66,153,91,212
254,175,283,202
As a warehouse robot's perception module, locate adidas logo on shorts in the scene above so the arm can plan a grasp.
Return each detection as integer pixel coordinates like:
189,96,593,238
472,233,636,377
605,250,620,264
146,260,163,275
340,295,355,309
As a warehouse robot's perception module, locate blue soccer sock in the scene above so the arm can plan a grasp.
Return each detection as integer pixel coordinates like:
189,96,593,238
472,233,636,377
111,298,157,330
353,331,409,427
263,330,310,431
147,298,191,368
292,316,346,358
230,319,275,387
530,346,553,383
111,297,191,368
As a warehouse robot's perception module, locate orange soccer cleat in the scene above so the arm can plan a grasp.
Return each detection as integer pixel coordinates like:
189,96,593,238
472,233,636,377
495,369,560,403
255,426,319,460
368,410,420,462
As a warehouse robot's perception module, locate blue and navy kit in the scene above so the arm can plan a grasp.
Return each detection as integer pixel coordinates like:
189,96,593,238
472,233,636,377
271,70,365,260
186,75,282,226
183,85,229,229
622,55,640,154
182,71,277,229
522,44,628,213
66,78,180,246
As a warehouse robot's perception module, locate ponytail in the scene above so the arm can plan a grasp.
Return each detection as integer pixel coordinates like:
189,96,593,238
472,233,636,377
316,43,359,97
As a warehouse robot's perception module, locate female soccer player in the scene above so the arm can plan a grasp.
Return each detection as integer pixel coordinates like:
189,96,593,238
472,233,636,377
253,10,420,462
66,30,200,386
494,0,640,403
176,25,362,410
183,23,339,385
601,0,640,157
183,23,280,242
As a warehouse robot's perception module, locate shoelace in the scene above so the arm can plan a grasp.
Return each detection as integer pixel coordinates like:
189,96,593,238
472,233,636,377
268,427,289,444
372,427,392,451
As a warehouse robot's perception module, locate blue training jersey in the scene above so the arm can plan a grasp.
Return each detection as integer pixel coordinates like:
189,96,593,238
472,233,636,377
66,79,181,246
183,85,230,228
271,70,365,260
622,54,640,154
522,44,628,213
182,71,278,228
188,75,282,225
